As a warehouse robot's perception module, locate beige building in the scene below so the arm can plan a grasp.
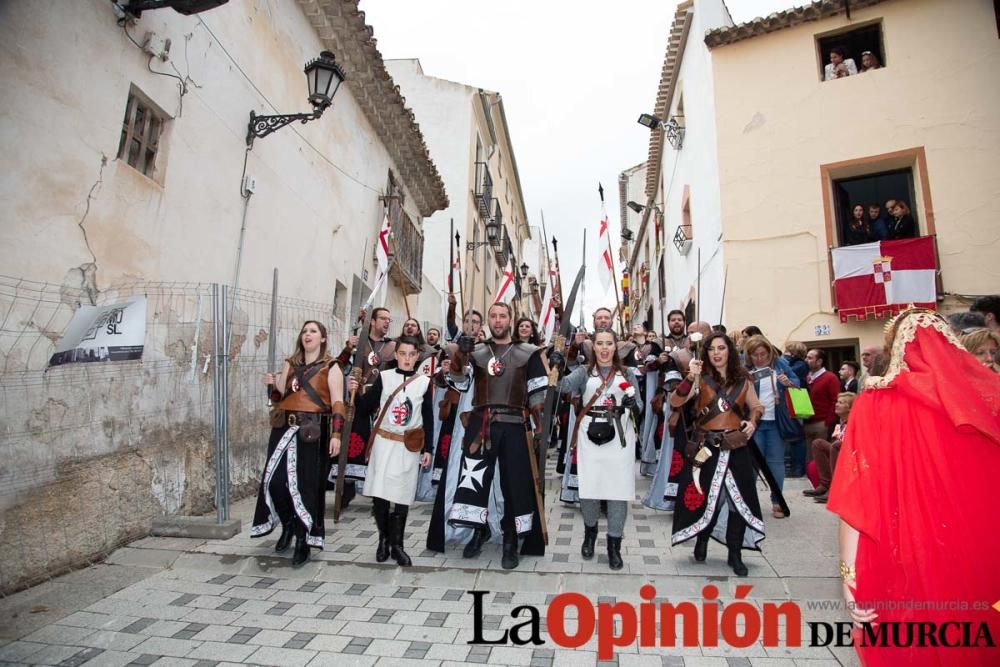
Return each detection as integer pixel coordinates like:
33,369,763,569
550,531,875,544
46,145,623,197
0,0,446,592
632,0,999,364
387,60,533,326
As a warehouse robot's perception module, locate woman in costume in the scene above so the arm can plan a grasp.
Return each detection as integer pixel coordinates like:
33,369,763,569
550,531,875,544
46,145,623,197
828,308,1000,666
351,337,434,566
559,329,641,570
670,332,764,577
252,321,344,566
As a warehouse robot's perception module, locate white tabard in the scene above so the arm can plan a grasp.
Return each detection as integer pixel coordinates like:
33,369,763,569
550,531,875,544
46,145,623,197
577,371,637,502
363,370,431,505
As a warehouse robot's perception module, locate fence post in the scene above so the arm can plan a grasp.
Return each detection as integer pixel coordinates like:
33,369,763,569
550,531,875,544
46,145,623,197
221,284,231,521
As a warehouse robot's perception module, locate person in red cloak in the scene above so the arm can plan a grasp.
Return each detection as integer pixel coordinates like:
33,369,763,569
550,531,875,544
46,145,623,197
827,308,1000,666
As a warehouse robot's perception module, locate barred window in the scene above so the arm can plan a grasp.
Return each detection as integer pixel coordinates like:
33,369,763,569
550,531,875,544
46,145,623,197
117,90,165,178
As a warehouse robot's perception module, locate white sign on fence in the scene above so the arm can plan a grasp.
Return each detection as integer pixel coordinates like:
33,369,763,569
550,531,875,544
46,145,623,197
48,297,147,367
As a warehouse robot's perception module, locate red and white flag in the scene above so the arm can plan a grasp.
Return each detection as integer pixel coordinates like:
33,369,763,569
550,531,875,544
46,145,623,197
494,257,516,305
831,237,937,322
598,193,614,292
375,210,392,280
538,260,558,343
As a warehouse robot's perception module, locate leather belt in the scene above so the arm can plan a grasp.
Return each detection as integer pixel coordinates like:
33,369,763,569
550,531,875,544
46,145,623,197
375,428,406,442
704,429,737,448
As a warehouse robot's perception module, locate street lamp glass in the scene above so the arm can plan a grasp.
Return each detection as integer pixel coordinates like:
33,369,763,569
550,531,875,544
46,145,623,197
626,201,644,214
305,51,345,109
637,113,661,129
485,220,500,244
520,262,529,276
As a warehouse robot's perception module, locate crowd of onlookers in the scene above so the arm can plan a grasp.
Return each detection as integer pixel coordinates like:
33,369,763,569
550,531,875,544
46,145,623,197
824,46,881,81
843,199,917,245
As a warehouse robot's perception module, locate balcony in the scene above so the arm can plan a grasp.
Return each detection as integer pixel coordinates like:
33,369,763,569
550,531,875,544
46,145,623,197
389,209,424,294
673,224,692,255
474,161,493,220
493,199,503,245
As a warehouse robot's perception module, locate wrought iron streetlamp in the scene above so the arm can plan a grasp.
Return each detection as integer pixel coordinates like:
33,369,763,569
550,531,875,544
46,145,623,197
636,113,685,150
246,51,345,146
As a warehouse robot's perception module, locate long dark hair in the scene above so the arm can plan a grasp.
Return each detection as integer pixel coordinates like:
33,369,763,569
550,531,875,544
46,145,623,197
401,318,426,347
700,332,747,388
586,329,629,380
514,317,541,345
287,320,331,366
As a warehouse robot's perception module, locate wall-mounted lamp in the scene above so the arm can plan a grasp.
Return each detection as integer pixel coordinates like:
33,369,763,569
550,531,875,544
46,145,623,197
636,113,685,150
626,201,645,214
246,51,345,147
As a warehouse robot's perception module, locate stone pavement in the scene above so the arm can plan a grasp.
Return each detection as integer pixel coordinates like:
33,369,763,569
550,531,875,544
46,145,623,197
0,453,858,666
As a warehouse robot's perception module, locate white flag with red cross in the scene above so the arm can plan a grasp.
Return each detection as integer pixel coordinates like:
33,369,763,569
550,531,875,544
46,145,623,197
598,189,614,292
375,209,392,280
831,237,937,322
538,260,558,343
494,257,516,305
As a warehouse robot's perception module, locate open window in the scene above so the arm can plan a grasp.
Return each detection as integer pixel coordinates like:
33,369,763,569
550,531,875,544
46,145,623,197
817,21,885,81
833,168,918,246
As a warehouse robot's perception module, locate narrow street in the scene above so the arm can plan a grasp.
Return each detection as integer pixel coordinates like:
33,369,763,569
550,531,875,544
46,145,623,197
0,455,855,666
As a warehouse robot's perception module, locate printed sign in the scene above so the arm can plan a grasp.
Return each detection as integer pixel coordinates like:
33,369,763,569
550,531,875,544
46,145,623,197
814,324,832,337
48,297,146,367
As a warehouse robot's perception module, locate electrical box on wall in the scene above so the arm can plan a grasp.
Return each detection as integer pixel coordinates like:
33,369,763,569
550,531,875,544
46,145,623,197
143,31,172,61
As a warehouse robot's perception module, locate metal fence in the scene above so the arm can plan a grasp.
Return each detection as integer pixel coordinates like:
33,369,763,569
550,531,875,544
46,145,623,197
0,274,343,593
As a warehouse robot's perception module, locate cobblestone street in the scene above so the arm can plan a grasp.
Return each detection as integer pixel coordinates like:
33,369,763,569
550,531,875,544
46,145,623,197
0,456,857,666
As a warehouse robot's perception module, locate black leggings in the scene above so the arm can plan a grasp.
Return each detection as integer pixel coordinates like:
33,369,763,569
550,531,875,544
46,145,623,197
373,497,409,520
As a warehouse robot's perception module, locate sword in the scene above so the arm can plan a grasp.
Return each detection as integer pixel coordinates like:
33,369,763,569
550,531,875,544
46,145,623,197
333,307,373,522
524,420,549,546
266,269,278,406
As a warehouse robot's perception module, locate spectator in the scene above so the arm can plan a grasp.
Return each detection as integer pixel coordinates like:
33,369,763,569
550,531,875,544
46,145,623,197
858,344,879,391
844,204,872,245
971,295,1000,333
712,324,727,334
888,200,917,239
961,328,1000,373
884,199,897,222
859,51,881,72
868,203,889,241
947,310,986,337
824,46,858,81
803,348,841,476
838,361,860,392
782,341,809,388
804,391,856,503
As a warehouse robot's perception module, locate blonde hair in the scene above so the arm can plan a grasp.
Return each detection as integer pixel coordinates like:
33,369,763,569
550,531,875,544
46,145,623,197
837,391,857,408
785,340,807,359
961,328,1000,356
743,334,778,365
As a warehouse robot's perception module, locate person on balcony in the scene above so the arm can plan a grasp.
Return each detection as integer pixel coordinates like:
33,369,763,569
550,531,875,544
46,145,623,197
859,50,881,72
824,46,857,81
844,204,873,246
888,200,917,239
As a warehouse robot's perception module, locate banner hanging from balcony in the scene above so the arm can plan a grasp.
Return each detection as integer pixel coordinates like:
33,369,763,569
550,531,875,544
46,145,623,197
831,237,937,322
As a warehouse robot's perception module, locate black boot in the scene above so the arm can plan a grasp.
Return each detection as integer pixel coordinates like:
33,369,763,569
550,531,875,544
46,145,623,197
693,533,710,562
275,520,293,553
373,501,391,563
291,525,310,567
341,481,356,509
607,535,624,571
462,524,492,559
725,512,748,577
501,529,519,570
389,507,412,567
581,524,598,560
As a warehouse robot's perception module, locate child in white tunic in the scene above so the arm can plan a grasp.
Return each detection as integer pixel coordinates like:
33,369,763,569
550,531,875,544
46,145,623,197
559,330,642,570
352,337,433,566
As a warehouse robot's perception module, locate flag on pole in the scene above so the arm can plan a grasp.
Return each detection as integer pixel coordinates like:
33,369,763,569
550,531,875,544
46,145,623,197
831,237,937,322
375,209,391,281
622,269,631,328
598,185,614,292
538,261,558,343
494,257,517,305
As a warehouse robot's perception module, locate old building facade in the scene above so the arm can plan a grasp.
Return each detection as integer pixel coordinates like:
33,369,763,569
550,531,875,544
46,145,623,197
0,0,446,592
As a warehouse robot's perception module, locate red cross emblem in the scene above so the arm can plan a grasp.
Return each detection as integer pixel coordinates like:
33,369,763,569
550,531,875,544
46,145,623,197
391,398,413,426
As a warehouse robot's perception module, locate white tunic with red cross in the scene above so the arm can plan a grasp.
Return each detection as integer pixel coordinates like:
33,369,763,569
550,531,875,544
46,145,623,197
363,369,431,505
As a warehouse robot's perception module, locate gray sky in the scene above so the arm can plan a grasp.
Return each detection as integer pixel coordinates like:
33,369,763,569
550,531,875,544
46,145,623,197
358,0,799,323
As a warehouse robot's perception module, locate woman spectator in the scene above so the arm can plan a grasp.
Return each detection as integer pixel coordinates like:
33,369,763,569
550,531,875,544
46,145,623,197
961,327,1000,373
804,392,855,503
744,335,800,519
252,321,344,566
828,308,1000,666
514,317,541,346
859,51,881,72
844,204,872,246
888,200,917,239
824,46,858,81
558,329,641,570
671,333,765,576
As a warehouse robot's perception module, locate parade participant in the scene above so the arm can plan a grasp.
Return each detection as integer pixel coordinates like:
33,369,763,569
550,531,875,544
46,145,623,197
401,317,442,378
426,327,442,350
330,307,396,505
662,310,689,352
252,321,344,566
566,307,615,364
515,317,542,346
743,335,800,519
828,308,1000,666
558,330,641,570
433,302,548,569
621,322,662,471
671,333,765,577
350,337,433,566
685,321,712,352
445,294,484,342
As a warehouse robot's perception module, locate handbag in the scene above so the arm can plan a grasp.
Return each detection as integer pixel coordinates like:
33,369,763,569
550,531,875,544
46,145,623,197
269,406,286,428
585,417,616,445
571,371,615,448
402,428,425,453
294,412,323,443
769,373,804,441
785,387,815,419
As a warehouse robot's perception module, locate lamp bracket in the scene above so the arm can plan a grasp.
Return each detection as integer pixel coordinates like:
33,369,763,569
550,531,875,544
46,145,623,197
246,108,323,147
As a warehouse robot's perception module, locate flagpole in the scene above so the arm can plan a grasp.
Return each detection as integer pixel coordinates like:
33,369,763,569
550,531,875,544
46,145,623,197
580,229,586,330
598,183,625,336
455,231,466,326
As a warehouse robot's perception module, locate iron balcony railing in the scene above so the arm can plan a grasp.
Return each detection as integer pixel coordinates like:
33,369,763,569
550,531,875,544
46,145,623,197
474,161,493,220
